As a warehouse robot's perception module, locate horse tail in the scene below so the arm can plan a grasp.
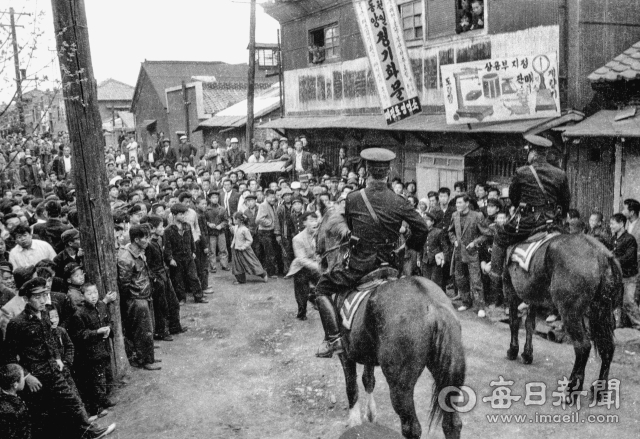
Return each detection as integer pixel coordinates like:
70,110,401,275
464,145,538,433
424,298,466,429
590,246,623,357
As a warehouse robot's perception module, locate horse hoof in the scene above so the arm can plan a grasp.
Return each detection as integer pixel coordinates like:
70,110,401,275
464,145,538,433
521,353,533,365
506,348,518,361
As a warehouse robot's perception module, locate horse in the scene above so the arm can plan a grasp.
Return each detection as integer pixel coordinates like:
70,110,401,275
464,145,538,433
503,233,623,398
316,207,467,439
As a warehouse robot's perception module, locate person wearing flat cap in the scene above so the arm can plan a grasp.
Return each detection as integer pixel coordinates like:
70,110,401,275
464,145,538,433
3,276,117,438
155,137,178,167
313,147,428,358
53,229,84,280
488,134,571,301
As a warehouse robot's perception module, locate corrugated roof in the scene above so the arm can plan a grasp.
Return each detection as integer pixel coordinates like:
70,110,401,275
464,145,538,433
588,41,640,83
202,83,251,115
260,114,559,133
196,85,281,130
557,107,640,137
132,60,275,110
97,78,134,101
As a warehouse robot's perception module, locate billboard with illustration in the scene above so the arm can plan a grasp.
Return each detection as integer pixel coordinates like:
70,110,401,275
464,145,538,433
440,52,561,125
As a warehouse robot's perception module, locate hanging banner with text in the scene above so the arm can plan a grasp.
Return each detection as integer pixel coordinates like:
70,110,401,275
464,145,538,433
353,0,422,125
440,52,561,125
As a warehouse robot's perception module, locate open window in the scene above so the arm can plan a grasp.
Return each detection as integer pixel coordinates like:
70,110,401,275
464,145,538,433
456,0,485,34
308,23,339,64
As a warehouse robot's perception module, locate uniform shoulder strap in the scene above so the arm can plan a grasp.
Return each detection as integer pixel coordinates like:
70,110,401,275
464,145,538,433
528,165,549,199
359,188,380,226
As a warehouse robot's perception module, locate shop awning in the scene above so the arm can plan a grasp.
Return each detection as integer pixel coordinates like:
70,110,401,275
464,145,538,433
557,108,640,138
141,119,157,129
260,114,569,134
233,161,287,174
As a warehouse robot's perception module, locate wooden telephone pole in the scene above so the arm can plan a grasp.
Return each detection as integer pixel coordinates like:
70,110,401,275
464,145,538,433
246,0,256,150
50,0,129,378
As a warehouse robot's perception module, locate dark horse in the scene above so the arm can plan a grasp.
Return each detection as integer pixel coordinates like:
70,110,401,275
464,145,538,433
317,207,467,439
504,233,623,398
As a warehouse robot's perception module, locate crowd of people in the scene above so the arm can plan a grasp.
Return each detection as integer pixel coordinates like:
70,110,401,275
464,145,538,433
1,131,640,437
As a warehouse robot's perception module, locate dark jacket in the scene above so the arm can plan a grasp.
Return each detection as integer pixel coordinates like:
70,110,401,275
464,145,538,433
611,230,638,278
68,301,113,362
164,224,196,262
244,205,259,235
436,204,456,230
509,159,571,213
50,291,77,329
178,142,198,161
19,164,40,188
146,236,171,278
227,147,246,169
32,219,73,254
154,144,178,167
52,326,74,367
50,155,68,181
422,227,451,265
2,304,61,378
290,210,305,237
220,189,240,216
276,203,294,240
204,204,228,237
448,209,486,263
345,182,428,272
0,391,31,439
285,151,313,179
117,243,151,300
53,248,84,280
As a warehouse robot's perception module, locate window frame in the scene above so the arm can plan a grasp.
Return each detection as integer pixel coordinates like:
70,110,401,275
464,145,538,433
399,0,424,42
308,22,340,64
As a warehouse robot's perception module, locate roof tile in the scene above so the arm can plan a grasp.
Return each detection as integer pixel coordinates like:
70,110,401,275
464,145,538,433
589,41,640,83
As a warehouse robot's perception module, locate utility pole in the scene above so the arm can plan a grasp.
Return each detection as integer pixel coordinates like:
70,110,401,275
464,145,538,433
182,80,191,138
246,0,256,151
50,0,129,378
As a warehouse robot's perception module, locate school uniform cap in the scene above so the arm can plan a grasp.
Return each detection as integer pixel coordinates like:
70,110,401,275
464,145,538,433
61,229,80,244
230,137,239,143
151,202,166,210
299,174,309,183
180,135,188,140
64,262,82,278
162,138,171,144
523,134,552,148
280,137,288,142
360,147,396,164
290,181,301,190
207,190,220,196
244,194,257,200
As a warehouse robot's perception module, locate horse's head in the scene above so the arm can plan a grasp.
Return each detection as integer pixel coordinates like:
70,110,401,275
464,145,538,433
316,206,350,272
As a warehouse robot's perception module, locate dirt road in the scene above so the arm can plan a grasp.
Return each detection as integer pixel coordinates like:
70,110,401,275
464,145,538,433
104,271,640,438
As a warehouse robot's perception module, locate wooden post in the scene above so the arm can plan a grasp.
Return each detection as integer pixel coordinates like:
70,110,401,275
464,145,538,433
182,80,191,139
50,0,129,378
9,8,25,130
246,0,256,152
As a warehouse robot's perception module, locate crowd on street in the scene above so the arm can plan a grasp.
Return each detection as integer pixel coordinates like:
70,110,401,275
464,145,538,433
1,131,640,438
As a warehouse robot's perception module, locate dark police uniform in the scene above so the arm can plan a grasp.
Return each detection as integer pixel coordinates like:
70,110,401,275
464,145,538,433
314,148,428,357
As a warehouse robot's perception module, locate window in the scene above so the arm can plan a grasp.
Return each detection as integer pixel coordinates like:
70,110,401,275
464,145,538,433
309,23,339,64
456,0,485,34
400,1,423,41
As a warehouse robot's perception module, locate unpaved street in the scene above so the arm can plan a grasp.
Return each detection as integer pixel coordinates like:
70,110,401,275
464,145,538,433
103,271,640,438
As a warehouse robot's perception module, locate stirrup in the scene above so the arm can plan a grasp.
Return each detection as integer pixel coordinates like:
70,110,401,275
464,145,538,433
316,337,344,358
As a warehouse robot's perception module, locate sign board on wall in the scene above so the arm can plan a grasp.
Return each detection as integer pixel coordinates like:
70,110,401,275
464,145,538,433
353,0,422,125
440,52,561,125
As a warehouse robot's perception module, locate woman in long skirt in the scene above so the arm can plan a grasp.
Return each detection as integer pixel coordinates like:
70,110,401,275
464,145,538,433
231,212,267,284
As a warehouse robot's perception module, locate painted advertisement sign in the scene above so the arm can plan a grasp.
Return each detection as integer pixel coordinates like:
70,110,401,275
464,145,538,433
353,0,422,125
440,52,561,125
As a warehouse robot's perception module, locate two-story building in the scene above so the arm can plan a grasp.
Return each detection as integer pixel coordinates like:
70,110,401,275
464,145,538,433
262,0,640,217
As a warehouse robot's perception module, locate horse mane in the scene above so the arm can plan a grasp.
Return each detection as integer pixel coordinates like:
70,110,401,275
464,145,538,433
316,206,349,271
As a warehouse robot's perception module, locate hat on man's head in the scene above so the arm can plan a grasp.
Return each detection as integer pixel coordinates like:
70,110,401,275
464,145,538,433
290,181,301,190
63,262,82,279
280,137,288,142
230,137,239,143
244,193,257,201
180,135,188,141
360,148,396,166
162,138,171,144
61,229,80,244
19,277,48,298
523,134,552,149
299,174,309,184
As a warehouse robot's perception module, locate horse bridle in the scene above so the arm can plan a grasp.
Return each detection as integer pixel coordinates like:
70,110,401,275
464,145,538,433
320,241,349,260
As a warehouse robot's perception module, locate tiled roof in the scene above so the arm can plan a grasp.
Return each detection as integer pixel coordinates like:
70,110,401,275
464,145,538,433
588,41,640,83
97,78,134,101
202,82,273,115
133,61,275,109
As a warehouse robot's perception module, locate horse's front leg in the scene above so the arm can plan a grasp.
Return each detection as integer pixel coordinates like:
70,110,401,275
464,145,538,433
339,354,361,427
521,305,535,364
506,283,520,361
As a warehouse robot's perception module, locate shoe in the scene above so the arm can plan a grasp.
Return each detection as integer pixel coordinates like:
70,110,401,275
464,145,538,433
546,314,558,323
142,363,162,371
195,299,209,304
161,335,174,342
203,288,215,294
88,423,116,439
153,359,162,363
316,337,344,358
457,305,468,312
171,326,188,335
478,310,486,318
296,315,307,321
98,409,109,418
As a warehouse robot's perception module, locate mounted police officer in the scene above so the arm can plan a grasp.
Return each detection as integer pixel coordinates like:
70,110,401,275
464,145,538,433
314,148,428,358
489,135,571,294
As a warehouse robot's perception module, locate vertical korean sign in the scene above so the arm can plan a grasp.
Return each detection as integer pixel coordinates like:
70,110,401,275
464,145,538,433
353,0,422,125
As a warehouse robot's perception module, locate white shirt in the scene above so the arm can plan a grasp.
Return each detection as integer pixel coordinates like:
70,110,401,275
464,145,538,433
295,153,303,172
9,239,57,270
63,156,72,173
628,219,638,235
248,155,264,164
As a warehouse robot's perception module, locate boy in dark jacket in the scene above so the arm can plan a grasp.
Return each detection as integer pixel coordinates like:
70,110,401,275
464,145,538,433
68,283,116,417
48,306,79,398
0,363,30,439
610,213,640,329
421,211,450,291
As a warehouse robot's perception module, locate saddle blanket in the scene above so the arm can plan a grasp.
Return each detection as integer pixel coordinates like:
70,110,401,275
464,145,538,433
510,232,559,271
340,289,372,330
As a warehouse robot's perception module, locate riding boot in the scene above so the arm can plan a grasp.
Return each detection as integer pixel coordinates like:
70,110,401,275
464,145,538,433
315,295,344,358
489,242,506,303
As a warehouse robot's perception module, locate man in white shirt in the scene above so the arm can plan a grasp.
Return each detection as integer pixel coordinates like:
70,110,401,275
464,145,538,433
9,224,57,269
